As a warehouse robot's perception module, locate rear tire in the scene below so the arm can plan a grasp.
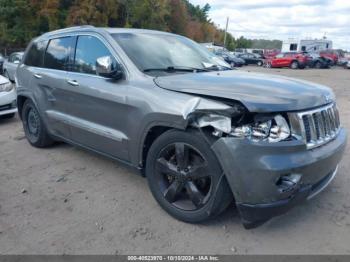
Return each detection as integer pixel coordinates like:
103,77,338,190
257,61,263,66
145,129,233,223
290,61,299,69
315,61,322,69
22,99,54,148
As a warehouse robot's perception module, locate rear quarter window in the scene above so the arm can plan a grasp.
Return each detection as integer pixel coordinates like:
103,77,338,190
24,41,48,67
44,37,74,70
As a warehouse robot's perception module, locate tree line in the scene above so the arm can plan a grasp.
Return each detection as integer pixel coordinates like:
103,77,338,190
0,0,280,52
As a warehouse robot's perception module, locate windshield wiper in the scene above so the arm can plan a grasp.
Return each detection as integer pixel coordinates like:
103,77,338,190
205,64,232,71
143,66,210,73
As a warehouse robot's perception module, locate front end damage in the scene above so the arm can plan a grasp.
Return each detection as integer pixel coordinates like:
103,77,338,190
183,97,347,229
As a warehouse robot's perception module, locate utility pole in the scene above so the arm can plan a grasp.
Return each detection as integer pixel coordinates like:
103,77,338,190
223,17,229,50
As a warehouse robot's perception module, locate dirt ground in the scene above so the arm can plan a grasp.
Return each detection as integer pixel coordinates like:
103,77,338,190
0,66,349,255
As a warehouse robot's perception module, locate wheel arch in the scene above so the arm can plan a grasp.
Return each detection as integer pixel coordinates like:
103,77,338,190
139,124,179,174
17,95,29,119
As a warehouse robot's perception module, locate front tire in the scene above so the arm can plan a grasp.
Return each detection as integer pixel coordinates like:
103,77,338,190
265,62,272,68
145,129,233,223
22,99,54,148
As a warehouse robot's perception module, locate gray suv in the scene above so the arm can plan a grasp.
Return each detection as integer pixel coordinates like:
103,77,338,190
16,26,347,229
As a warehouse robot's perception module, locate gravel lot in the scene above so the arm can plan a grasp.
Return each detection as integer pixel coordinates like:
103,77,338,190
0,66,349,255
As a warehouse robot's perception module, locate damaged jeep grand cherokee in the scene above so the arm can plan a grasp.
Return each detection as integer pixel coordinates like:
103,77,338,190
16,27,347,229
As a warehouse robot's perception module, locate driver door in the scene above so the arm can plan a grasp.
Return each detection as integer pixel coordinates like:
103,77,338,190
64,34,130,161
273,53,285,67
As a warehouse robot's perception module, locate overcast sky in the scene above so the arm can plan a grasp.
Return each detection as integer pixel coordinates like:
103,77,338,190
190,0,350,50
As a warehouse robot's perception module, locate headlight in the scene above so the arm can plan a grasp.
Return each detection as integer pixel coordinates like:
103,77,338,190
0,82,14,92
231,114,291,142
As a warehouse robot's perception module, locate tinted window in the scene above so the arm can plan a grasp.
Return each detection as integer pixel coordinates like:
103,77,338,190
44,37,74,70
74,35,116,75
25,41,48,67
290,44,298,51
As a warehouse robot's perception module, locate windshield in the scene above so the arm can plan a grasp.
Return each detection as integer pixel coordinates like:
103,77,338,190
112,33,230,76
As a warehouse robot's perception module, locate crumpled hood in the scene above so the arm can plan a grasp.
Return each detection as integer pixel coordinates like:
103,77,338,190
154,70,334,112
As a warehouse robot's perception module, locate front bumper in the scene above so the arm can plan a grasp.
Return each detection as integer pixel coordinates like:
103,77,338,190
212,128,347,228
0,88,17,116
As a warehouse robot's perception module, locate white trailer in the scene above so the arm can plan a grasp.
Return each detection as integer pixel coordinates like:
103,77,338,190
282,38,332,53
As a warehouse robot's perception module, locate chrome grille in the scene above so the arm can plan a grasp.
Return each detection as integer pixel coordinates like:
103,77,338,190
290,103,341,149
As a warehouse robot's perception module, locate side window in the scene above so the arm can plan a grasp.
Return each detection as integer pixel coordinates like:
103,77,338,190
8,54,15,62
275,54,284,58
25,41,48,67
14,54,21,63
44,37,74,70
74,35,116,75
290,44,298,51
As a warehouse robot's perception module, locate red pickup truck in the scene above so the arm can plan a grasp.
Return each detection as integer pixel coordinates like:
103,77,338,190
266,52,310,69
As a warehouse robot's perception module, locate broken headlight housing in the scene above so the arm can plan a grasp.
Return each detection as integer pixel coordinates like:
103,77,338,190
231,114,291,142
0,82,14,92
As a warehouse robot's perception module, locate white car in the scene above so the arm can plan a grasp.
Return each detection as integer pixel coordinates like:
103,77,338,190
3,52,24,82
346,61,350,69
0,75,17,119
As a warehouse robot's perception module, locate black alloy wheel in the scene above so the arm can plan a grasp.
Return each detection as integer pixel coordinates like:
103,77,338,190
155,142,212,211
22,99,54,147
146,130,233,223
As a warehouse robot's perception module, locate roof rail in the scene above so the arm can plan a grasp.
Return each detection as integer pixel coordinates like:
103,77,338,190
41,25,96,37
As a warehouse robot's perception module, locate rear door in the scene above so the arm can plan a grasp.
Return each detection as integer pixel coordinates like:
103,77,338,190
64,34,130,161
33,36,76,139
246,54,254,64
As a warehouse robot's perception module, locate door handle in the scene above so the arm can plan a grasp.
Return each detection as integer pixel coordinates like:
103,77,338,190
67,80,79,86
34,73,42,79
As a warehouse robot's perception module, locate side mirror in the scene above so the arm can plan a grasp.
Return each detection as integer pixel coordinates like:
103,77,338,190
96,56,123,80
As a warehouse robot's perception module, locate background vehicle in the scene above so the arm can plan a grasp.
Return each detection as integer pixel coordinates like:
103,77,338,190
266,52,310,69
0,53,4,73
16,27,346,229
214,50,245,67
282,38,332,53
0,75,17,119
237,53,264,66
320,50,339,65
307,53,332,68
3,52,24,82
345,61,350,69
